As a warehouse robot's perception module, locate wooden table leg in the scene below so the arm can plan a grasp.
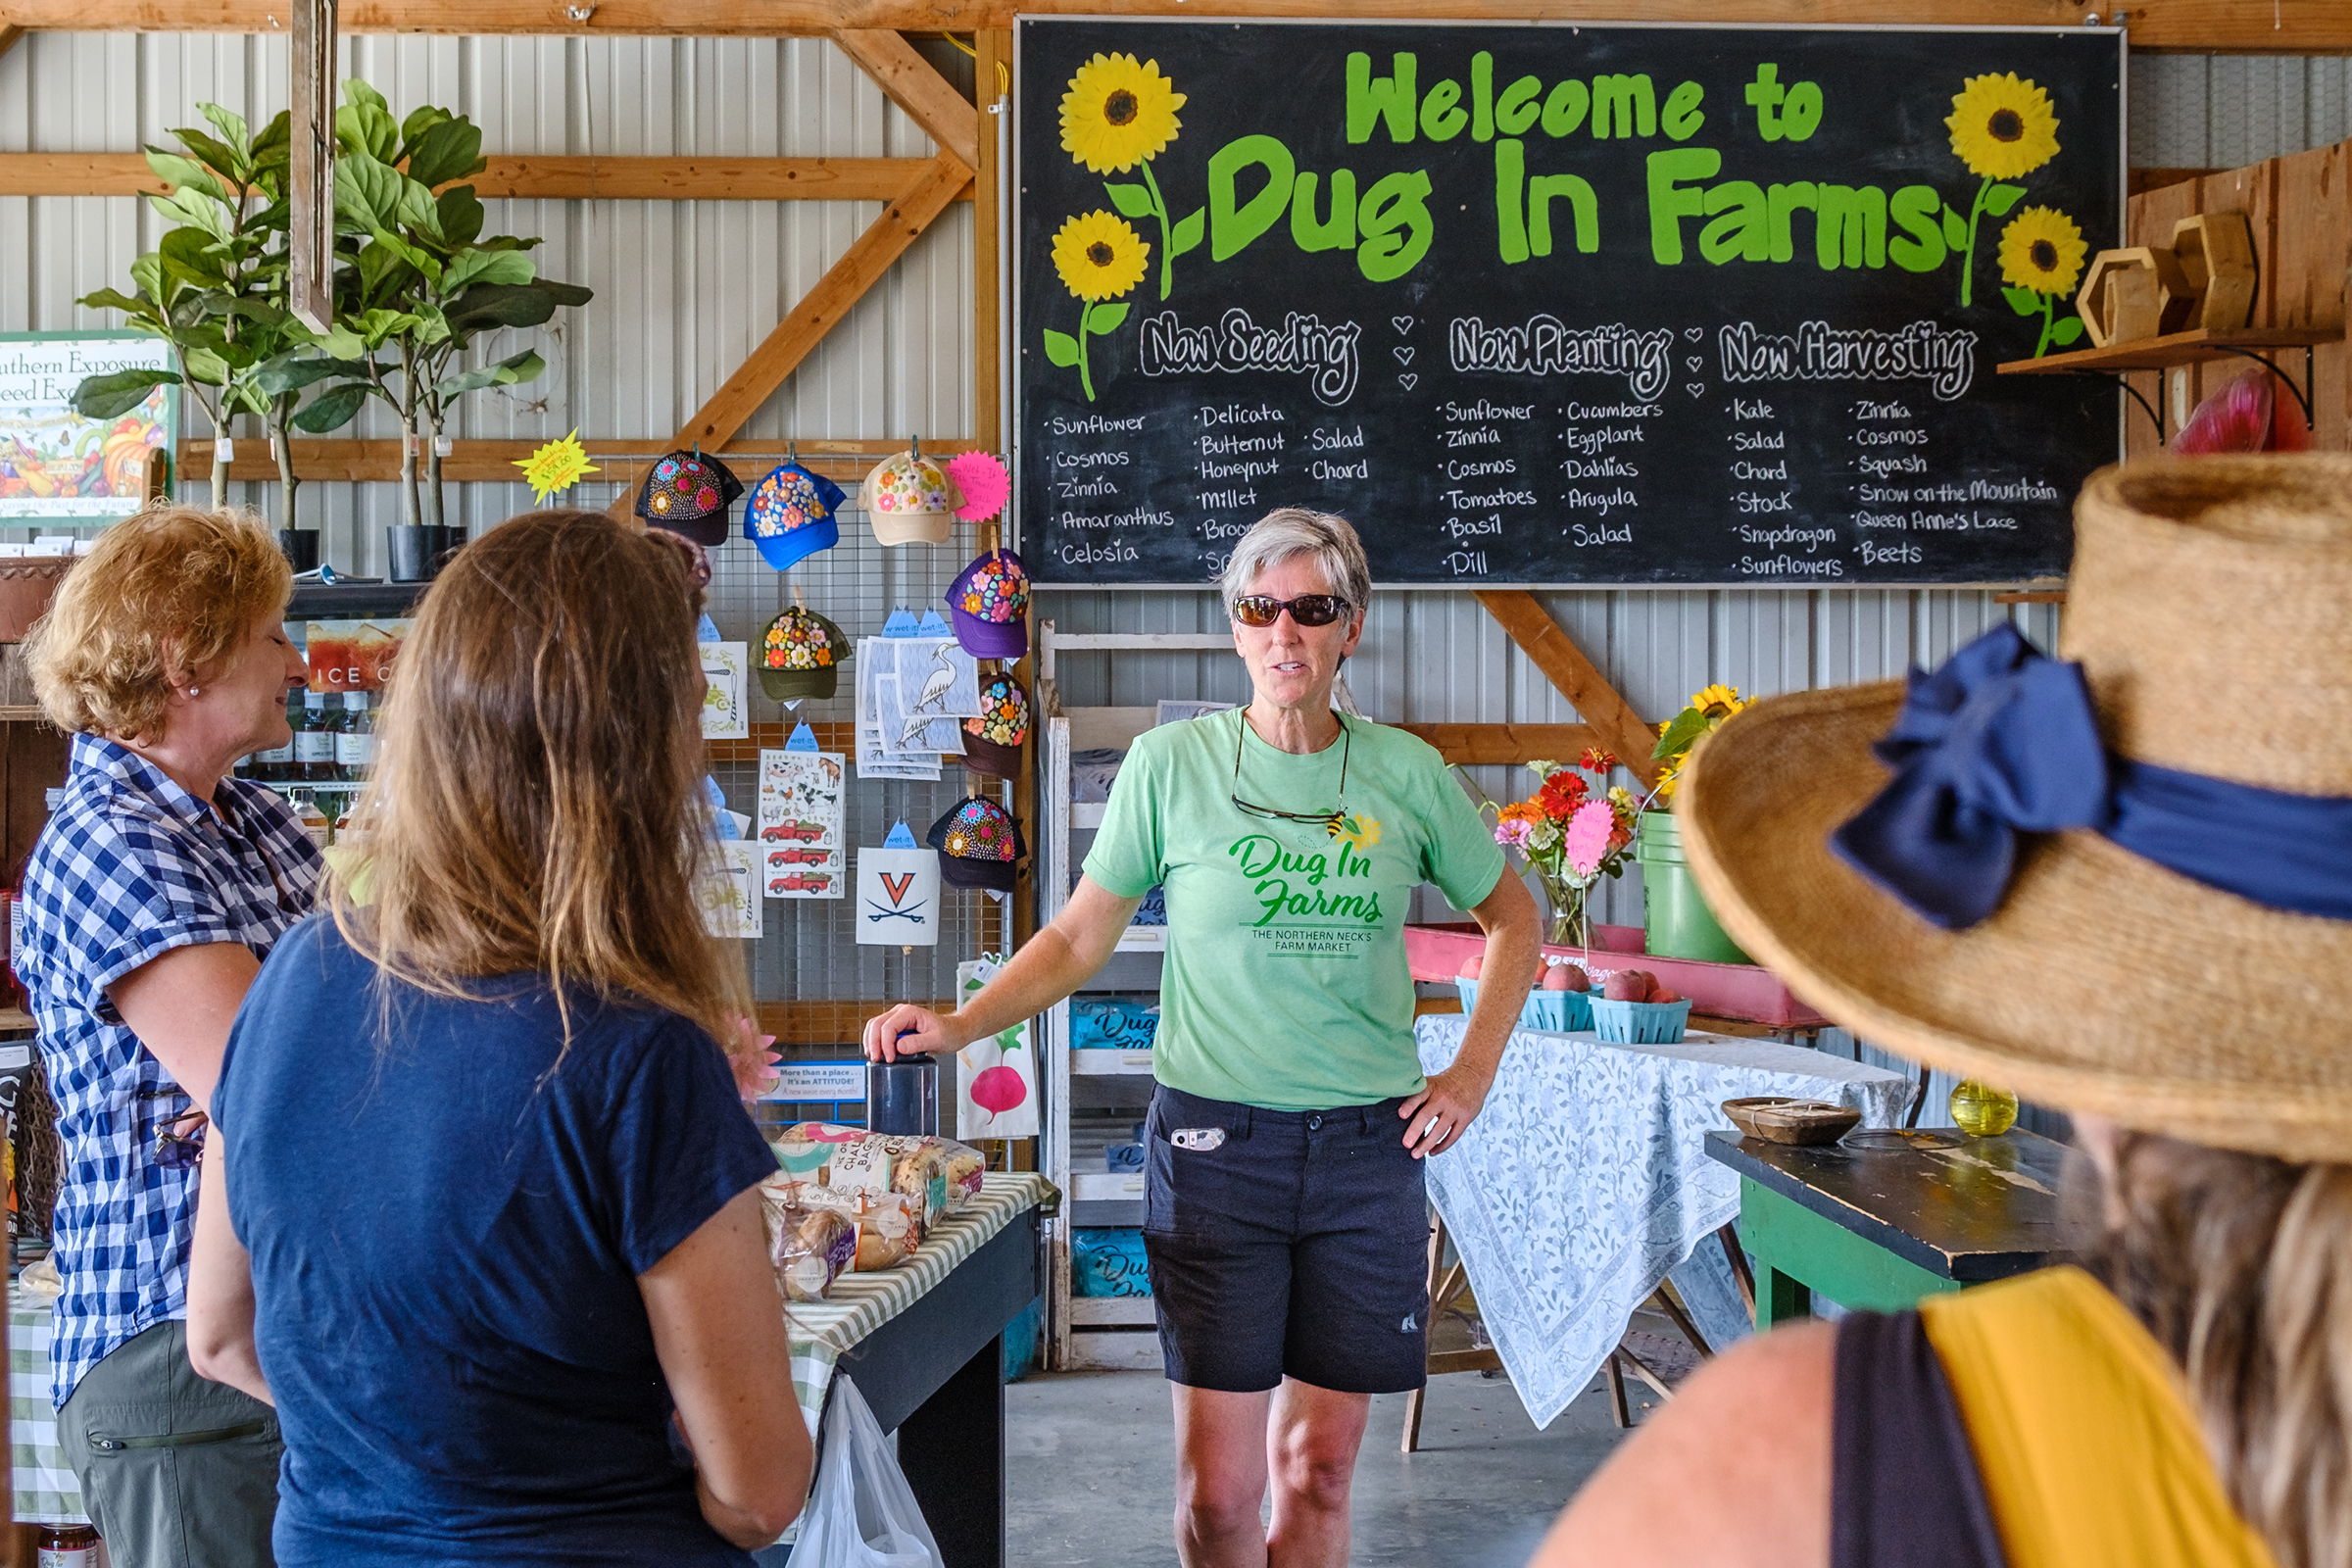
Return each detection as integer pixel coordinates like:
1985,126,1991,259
1717,1222,1758,1324
1603,1351,1632,1428
1401,1209,1446,1453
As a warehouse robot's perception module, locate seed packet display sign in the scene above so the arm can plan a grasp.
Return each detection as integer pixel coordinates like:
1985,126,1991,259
758,748,846,900
0,332,177,523
701,643,750,739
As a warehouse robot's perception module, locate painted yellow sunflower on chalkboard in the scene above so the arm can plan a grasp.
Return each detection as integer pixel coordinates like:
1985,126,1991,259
1997,206,2092,358
1060,53,1185,174
1045,212,1149,404
1999,206,2086,296
1052,211,1150,302
1946,73,2060,180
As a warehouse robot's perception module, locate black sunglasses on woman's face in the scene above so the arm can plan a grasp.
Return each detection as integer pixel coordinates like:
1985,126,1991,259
1230,594,1351,628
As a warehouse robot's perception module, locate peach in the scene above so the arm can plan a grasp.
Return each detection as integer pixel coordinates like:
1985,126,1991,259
1602,970,1654,1003
1457,954,1484,980
1542,962,1590,992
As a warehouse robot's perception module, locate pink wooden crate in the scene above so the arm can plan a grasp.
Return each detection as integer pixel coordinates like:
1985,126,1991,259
1404,922,1832,1033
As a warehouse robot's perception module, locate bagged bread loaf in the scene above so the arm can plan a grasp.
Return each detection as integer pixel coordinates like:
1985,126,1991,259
758,1181,858,1301
777,1181,924,1271
764,1123,986,1225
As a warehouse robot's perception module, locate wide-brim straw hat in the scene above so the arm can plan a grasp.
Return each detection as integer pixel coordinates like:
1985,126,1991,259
1678,455,2352,1163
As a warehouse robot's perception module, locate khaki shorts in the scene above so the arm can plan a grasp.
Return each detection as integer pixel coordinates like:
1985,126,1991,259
59,1320,281,1568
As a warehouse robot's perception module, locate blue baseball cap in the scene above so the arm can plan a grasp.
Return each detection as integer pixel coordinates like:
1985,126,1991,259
746,462,848,571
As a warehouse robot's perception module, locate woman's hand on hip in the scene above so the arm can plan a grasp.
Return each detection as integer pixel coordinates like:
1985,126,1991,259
1398,1064,1491,1159
862,1004,964,1062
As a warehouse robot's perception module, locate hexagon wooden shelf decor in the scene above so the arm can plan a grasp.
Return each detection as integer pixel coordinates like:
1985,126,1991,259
2171,213,2258,332
2076,246,2192,348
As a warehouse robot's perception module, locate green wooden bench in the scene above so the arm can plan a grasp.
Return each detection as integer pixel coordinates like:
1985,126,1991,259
1704,1127,2069,1327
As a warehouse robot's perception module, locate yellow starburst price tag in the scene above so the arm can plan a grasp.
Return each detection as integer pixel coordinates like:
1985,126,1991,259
514,430,598,503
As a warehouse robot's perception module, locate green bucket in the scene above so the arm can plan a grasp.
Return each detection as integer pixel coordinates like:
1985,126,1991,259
1635,809,1752,965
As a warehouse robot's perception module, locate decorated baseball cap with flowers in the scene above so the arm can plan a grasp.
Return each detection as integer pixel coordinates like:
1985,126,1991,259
925,796,1027,893
758,606,853,702
961,675,1030,780
858,449,964,547
634,450,745,547
947,548,1030,660
746,462,848,571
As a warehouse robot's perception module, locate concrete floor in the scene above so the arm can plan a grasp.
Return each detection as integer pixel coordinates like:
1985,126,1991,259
1006,1369,1642,1567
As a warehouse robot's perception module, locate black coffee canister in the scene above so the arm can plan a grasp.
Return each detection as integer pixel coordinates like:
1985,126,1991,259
867,1057,939,1137
277,529,320,572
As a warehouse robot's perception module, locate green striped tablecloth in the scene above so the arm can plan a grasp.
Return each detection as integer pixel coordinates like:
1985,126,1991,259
9,1287,85,1527
10,1172,1051,1528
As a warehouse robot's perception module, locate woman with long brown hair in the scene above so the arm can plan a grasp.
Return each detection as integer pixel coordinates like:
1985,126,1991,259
185,510,810,1566
1533,456,2352,1568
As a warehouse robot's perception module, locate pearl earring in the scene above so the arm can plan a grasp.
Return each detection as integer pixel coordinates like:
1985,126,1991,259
187,687,200,698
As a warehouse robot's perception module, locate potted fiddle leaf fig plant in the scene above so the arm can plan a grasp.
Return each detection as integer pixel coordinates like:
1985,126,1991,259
74,105,317,526
295,84,591,577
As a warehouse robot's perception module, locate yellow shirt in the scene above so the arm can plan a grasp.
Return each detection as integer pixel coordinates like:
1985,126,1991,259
1918,1265,2278,1568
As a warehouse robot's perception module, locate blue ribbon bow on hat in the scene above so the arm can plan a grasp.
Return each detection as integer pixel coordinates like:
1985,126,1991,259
1834,624,2352,930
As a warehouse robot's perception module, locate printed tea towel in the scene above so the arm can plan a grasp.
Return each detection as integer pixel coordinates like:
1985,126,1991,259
954,955,1039,1139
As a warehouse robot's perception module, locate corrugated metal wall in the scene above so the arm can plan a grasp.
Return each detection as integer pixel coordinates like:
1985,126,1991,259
0,32,973,570
3,36,2343,1104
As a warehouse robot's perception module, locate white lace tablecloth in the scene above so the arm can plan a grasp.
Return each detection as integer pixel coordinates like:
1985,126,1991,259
1416,1015,1912,1429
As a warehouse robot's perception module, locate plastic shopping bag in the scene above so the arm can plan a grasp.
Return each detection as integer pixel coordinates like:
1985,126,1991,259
791,1374,945,1568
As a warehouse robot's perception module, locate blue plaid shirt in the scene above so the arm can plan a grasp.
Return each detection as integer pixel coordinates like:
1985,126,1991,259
18,735,322,1408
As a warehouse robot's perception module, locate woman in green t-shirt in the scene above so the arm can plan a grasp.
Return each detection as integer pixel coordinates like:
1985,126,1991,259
865,509,1541,1567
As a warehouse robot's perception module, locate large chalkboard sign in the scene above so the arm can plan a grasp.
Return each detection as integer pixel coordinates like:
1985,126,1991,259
1014,21,2123,586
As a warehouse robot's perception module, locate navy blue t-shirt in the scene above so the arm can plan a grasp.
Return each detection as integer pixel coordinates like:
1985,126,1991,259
214,915,777,1567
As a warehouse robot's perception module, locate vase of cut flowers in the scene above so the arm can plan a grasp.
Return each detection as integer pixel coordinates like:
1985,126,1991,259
1641,683,1753,963
1481,749,1642,950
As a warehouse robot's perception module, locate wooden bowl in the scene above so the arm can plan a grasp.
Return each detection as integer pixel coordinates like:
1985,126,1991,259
1721,1096,1861,1146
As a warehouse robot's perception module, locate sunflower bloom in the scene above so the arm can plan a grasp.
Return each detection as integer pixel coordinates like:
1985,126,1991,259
1060,53,1186,174
1998,206,2087,297
1052,212,1150,302
1946,74,2060,180
1686,682,1746,719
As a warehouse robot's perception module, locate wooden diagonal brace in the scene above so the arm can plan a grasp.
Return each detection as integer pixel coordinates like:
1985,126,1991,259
0,26,26,59
831,28,980,173
609,150,970,514
1474,589,1661,788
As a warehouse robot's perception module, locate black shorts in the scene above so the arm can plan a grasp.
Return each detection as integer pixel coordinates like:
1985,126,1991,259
1142,1084,1431,1396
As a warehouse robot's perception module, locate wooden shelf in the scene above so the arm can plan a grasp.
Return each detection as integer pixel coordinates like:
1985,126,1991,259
1071,1050,1155,1076
1112,924,1167,954
1067,1296,1154,1326
0,707,47,723
0,1007,32,1033
1072,1170,1147,1202
1996,326,2337,376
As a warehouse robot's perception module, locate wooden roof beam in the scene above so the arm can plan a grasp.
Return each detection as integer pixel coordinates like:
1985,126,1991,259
831,28,980,173
603,149,971,517
3,1,2347,52
0,151,971,202
1475,590,1663,789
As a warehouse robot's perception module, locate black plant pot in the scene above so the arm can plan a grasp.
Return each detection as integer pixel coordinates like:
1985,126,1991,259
277,529,320,572
387,525,436,583
430,524,467,568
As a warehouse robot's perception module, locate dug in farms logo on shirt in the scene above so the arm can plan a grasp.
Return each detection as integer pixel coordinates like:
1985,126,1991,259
1229,814,1387,954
